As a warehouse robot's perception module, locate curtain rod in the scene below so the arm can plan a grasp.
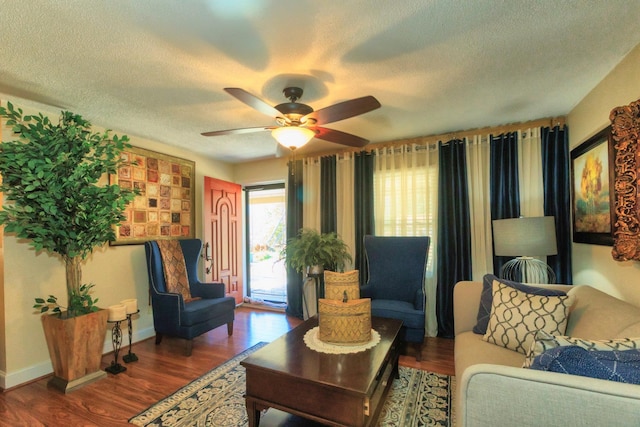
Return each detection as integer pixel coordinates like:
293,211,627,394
370,116,565,152
298,116,566,160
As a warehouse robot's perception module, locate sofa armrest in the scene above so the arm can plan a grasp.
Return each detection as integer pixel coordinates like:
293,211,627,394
459,364,640,427
454,281,483,336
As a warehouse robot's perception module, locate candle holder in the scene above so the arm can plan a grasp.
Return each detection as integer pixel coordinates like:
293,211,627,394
123,310,140,363
106,319,127,375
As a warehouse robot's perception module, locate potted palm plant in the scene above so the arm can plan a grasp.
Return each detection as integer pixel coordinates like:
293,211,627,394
0,102,136,392
283,228,353,275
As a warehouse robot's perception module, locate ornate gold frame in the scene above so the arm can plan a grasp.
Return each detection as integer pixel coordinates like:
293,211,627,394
611,98,640,261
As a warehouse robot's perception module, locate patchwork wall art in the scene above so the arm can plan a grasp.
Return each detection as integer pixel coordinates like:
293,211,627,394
110,146,195,245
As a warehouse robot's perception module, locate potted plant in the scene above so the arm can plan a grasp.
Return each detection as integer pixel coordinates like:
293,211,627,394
0,102,136,392
283,228,353,275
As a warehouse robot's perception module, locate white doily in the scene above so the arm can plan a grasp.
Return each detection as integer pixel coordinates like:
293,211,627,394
303,326,381,354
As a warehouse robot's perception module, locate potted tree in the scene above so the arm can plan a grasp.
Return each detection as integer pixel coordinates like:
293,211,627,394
283,228,353,275
0,102,136,392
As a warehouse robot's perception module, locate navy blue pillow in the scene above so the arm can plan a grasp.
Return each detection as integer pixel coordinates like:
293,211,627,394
472,274,567,335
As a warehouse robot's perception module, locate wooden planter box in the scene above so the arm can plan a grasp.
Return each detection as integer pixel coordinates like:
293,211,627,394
41,309,109,393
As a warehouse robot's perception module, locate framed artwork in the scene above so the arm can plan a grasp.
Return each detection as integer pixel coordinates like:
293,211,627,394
611,98,640,261
570,126,615,246
110,146,195,245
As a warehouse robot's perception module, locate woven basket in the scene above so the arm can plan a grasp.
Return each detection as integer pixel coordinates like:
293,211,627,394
324,270,360,301
318,298,371,345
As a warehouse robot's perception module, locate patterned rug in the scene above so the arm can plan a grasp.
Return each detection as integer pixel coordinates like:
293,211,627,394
129,342,455,426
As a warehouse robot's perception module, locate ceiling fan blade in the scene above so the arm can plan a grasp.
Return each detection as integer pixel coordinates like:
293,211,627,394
224,88,281,117
313,127,370,147
201,126,274,137
303,96,381,125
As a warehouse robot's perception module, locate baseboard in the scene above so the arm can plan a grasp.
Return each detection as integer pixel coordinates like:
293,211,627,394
1,326,156,390
0,359,53,390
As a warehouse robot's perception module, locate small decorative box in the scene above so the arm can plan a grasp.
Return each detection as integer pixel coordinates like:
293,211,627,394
318,298,372,345
324,270,360,301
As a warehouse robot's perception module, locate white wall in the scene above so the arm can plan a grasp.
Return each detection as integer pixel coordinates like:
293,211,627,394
567,43,640,305
1,101,234,388
233,156,288,186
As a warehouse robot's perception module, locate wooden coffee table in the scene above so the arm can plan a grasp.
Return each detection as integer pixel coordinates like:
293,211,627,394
241,316,402,427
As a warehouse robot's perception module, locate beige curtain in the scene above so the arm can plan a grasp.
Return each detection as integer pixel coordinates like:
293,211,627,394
302,156,321,232
466,135,494,280
518,128,547,264
336,153,355,270
372,143,439,337
518,128,544,217
301,157,321,318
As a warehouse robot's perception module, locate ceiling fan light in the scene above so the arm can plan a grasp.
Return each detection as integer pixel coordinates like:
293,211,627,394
271,126,315,149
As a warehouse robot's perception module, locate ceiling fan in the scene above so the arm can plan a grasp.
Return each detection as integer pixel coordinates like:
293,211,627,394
201,87,381,151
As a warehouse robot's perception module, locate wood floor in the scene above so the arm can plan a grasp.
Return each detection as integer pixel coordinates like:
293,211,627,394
0,306,455,426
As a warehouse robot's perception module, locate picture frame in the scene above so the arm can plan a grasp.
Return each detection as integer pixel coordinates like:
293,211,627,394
610,98,640,261
109,146,195,245
570,126,615,246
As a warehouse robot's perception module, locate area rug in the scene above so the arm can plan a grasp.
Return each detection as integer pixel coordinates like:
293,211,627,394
129,342,455,426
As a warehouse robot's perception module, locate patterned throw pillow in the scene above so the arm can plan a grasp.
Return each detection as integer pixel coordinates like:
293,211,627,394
473,274,567,335
157,239,193,302
523,330,640,368
483,281,574,354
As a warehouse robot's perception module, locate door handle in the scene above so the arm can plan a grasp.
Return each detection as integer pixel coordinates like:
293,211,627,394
203,242,212,261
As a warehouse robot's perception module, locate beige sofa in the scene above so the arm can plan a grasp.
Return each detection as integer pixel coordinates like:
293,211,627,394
454,280,640,427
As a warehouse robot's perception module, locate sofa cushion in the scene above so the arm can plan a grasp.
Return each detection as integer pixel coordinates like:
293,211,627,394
455,331,525,377
524,330,640,367
530,345,640,384
565,285,640,339
473,274,567,335
483,281,574,354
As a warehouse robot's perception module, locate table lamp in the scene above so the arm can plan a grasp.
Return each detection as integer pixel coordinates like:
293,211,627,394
492,216,557,283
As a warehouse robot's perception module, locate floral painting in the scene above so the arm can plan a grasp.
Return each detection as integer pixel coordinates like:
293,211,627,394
571,127,614,245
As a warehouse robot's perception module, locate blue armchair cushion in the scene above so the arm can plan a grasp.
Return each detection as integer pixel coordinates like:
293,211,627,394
182,297,236,326
370,300,424,329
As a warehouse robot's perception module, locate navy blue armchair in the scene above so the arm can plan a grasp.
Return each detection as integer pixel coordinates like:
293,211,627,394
144,239,235,356
361,235,430,361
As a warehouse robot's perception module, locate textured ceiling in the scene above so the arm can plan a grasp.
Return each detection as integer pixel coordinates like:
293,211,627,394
1,0,639,163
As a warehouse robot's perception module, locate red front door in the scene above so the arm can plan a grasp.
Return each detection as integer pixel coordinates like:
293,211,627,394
203,176,243,304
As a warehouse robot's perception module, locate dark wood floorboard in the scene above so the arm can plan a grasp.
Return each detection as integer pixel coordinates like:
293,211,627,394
0,306,454,426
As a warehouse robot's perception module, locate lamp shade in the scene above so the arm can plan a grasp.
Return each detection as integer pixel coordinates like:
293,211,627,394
271,126,315,149
492,216,557,257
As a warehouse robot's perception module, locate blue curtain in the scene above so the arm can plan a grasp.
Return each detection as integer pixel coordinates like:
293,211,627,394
490,132,520,275
320,155,337,234
542,125,573,284
437,139,472,338
354,151,375,286
285,160,304,318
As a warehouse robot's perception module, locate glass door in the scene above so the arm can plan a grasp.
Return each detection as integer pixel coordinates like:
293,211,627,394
245,184,287,304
